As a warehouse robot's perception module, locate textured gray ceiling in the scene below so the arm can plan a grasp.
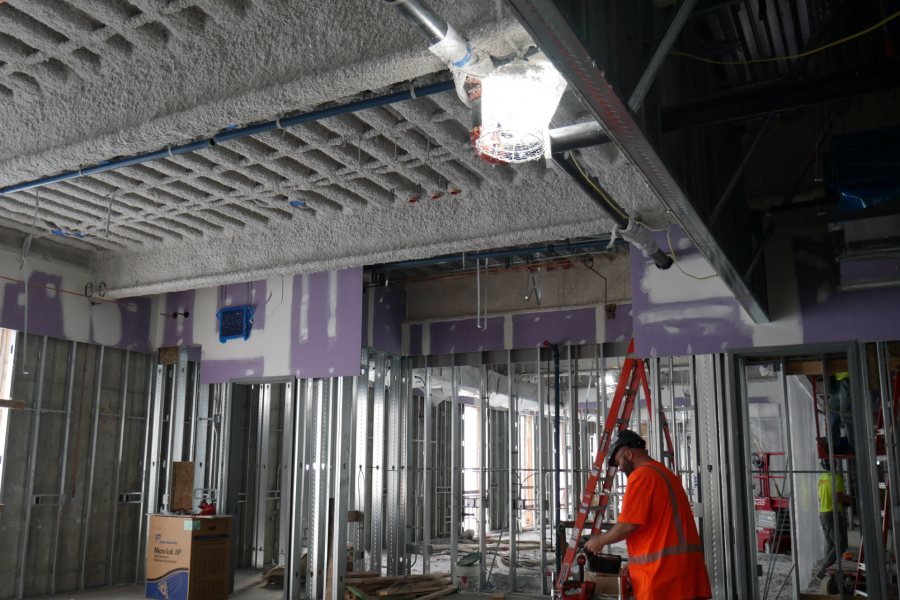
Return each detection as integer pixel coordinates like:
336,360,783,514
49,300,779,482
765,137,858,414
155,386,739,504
0,0,669,296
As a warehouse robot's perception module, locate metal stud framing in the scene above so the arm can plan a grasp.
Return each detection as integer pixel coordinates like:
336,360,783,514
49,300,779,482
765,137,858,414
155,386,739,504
192,383,211,512
387,356,403,575
107,350,131,585
422,365,433,574
288,379,310,600
370,353,387,574
876,343,900,590
252,384,272,568
279,380,294,565
78,345,104,590
508,350,518,591
49,340,77,594
479,363,488,588
849,343,888,599
15,336,47,599
307,378,332,599
330,376,355,599
353,351,371,573
537,350,549,594
449,363,460,579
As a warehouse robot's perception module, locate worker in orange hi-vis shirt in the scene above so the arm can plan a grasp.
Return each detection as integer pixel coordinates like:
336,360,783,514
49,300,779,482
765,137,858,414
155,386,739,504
585,430,711,600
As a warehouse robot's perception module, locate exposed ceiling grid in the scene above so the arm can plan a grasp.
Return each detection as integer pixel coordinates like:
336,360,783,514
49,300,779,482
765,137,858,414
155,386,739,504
0,90,540,251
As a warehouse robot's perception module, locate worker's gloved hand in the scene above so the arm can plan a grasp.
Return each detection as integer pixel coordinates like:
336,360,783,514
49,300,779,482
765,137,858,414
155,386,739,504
584,536,605,555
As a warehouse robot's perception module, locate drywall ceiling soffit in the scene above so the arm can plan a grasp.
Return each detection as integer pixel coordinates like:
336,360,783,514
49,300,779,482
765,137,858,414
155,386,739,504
0,0,670,296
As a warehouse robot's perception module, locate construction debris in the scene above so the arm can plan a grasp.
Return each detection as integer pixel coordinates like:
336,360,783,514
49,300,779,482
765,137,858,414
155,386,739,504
344,574,456,599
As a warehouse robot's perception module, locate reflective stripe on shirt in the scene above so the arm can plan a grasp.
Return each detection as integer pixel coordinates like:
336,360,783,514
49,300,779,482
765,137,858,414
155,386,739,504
629,462,697,566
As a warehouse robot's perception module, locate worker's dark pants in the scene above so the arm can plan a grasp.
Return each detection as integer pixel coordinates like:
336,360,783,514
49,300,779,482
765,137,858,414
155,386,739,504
820,511,848,569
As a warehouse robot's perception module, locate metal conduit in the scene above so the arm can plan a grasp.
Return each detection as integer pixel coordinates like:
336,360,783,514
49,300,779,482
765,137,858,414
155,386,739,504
0,80,455,197
384,0,449,45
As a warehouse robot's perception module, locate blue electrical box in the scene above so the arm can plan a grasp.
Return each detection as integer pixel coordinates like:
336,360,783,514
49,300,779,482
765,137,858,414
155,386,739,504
216,305,255,343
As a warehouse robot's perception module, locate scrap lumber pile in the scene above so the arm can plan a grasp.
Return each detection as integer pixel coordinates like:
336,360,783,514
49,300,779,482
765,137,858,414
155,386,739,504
344,573,456,600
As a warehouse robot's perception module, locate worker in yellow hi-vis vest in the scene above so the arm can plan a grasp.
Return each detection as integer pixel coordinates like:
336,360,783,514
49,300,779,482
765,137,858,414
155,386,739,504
816,459,853,579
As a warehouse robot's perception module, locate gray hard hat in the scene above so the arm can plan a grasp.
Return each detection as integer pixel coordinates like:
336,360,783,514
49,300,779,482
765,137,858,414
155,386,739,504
608,430,646,467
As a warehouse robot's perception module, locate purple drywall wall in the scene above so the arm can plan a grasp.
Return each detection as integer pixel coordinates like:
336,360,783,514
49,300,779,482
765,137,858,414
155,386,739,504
161,289,195,347
797,239,900,343
1,272,64,340
370,285,405,354
430,317,505,354
0,270,152,352
115,297,153,353
512,308,595,348
629,227,754,356
290,268,363,379
201,356,265,384
605,302,633,343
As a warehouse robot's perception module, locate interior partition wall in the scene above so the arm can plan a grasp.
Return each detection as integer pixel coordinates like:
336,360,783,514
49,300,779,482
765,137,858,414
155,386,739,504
0,333,152,599
726,343,900,600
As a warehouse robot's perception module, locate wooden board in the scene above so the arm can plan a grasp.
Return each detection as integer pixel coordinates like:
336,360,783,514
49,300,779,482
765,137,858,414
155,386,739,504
171,461,195,511
0,399,26,410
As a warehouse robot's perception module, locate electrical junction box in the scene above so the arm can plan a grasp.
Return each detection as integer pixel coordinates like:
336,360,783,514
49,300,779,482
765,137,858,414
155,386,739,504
215,305,254,343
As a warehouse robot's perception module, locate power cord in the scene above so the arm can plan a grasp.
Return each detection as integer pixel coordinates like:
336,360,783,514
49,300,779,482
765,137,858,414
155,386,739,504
671,9,900,66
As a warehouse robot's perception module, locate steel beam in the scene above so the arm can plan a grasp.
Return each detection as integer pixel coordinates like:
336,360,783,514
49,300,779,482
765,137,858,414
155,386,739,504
107,350,131,585
371,353,387,574
79,344,104,590
628,0,698,113
507,0,769,323
15,335,47,599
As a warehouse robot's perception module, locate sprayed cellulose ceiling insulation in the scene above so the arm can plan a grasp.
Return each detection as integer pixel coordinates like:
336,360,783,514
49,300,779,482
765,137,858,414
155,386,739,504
0,0,670,297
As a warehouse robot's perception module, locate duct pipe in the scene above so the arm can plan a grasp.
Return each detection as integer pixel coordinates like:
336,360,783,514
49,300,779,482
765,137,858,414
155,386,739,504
548,122,609,153
553,152,673,270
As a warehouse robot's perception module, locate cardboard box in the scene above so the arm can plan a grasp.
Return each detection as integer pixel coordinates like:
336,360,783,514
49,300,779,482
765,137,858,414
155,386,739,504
585,571,624,598
146,515,231,600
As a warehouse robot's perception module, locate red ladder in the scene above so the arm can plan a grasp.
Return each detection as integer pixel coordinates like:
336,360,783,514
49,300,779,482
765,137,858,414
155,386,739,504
555,340,674,591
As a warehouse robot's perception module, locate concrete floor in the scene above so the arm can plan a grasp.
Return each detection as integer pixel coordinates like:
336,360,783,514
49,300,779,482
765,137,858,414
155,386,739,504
32,571,281,600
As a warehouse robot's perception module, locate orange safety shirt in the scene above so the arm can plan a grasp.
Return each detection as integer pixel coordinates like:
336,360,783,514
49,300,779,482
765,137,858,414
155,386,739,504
618,460,712,600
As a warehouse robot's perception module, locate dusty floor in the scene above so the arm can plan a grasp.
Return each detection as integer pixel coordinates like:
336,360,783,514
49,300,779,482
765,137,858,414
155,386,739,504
32,571,281,600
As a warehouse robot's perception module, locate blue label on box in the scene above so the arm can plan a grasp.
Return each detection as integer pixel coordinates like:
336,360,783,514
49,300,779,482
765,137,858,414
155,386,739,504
146,569,189,600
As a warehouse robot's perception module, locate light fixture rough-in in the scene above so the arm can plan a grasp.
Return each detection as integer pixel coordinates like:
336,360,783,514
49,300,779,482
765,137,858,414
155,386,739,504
477,54,567,163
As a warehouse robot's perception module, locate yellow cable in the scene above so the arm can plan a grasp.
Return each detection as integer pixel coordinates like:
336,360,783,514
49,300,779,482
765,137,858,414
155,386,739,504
671,9,900,66
569,154,630,221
